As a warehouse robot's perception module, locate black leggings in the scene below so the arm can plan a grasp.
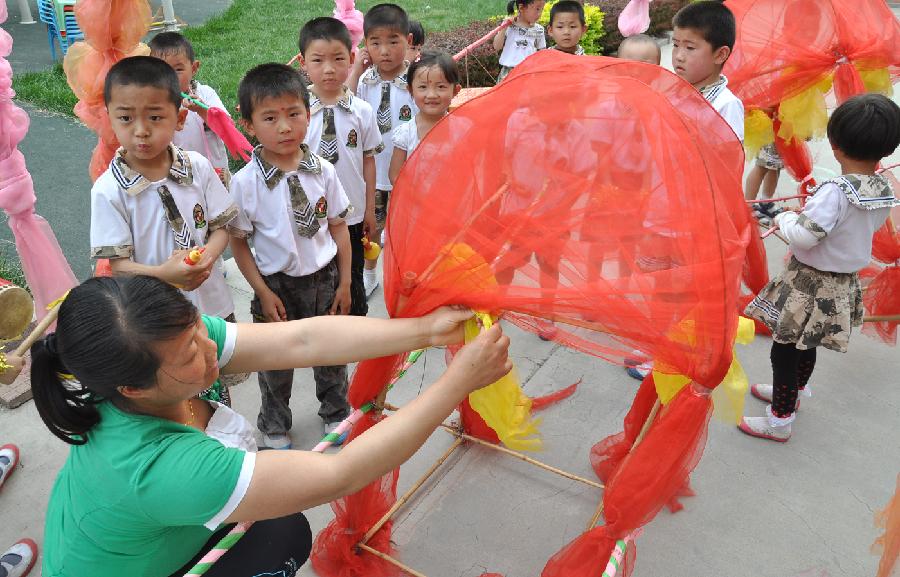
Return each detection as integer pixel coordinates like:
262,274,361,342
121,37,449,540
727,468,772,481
770,342,817,418
169,513,311,577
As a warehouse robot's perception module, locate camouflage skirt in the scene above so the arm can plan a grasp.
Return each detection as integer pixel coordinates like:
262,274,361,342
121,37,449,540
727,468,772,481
744,256,862,352
755,143,784,171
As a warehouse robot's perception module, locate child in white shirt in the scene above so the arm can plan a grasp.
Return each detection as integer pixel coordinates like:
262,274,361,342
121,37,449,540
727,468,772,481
493,0,547,82
149,32,233,185
90,56,237,404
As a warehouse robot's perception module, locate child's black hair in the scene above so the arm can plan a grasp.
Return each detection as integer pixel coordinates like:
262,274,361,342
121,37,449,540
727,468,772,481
827,93,900,162
103,56,182,109
406,50,460,87
549,0,585,26
507,0,540,16
409,20,426,46
672,0,736,51
363,3,409,37
299,16,353,55
148,31,196,62
238,63,310,121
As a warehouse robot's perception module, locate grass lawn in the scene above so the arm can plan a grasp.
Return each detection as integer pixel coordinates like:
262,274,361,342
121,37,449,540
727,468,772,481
12,0,501,117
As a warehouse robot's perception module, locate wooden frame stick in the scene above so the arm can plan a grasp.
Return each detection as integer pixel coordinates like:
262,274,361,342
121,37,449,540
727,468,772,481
864,314,900,322
357,543,429,577
585,399,661,530
360,437,465,545
439,424,604,489
14,302,61,357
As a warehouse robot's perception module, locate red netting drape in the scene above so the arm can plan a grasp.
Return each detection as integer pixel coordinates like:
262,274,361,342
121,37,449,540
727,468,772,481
861,203,900,345
312,51,752,576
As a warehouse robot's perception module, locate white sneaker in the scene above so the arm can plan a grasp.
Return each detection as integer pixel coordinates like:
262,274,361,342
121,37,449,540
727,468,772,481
0,444,20,490
363,273,379,298
738,405,793,442
1,538,38,577
750,383,811,410
261,433,292,450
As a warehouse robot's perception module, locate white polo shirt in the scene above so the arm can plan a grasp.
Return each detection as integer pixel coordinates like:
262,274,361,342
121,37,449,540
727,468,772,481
90,145,238,317
228,145,351,277
304,87,383,225
701,75,745,142
356,66,419,191
391,116,421,156
174,81,230,172
498,22,546,68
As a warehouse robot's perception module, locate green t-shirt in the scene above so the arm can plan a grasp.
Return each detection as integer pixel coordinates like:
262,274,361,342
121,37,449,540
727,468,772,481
43,316,251,577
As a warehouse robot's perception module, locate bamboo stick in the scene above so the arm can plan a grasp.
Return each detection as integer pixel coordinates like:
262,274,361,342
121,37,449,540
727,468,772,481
440,425,604,489
585,399,661,530
864,314,900,322
745,194,808,204
360,437,465,545
357,543,429,577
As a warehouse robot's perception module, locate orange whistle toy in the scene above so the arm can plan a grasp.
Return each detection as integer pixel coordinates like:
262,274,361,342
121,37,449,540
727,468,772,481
184,247,205,265
362,236,381,260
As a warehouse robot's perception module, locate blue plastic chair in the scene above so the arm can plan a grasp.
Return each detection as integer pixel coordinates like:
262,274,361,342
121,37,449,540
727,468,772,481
60,3,84,48
36,0,61,60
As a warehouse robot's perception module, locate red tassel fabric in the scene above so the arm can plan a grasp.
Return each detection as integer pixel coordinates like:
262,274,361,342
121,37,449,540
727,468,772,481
205,107,253,161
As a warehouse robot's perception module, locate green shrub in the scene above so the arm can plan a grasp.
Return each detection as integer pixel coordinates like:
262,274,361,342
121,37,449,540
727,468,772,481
539,1,606,54
0,242,28,290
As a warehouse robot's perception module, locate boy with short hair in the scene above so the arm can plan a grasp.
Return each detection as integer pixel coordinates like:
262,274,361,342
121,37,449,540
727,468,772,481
148,32,233,185
407,20,425,62
90,56,238,403
547,0,587,55
299,17,383,317
672,0,744,141
229,63,353,450
349,3,418,297
617,33,661,65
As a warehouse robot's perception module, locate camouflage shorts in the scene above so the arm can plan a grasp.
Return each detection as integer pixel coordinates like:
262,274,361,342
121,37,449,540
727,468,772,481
755,143,784,171
374,189,390,237
744,256,862,352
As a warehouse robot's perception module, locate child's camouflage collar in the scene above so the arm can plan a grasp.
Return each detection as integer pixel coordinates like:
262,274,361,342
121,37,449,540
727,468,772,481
111,144,193,196
308,85,354,116
817,173,899,210
360,63,409,90
698,75,728,103
552,44,585,56
252,143,323,190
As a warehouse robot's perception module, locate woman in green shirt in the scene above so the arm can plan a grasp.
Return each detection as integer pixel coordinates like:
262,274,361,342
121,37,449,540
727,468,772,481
31,276,511,577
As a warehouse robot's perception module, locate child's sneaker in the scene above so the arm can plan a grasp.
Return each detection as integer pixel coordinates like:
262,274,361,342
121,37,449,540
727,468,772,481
536,319,558,341
750,383,811,410
323,421,349,446
752,207,772,225
738,405,793,442
0,444,20,491
260,433,292,450
1,538,38,577
625,362,652,382
363,270,379,298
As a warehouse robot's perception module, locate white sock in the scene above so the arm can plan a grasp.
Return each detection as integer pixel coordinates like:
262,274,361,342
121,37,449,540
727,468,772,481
363,269,377,281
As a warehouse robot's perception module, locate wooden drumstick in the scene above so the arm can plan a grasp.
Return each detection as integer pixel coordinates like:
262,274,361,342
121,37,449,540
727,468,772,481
13,302,61,357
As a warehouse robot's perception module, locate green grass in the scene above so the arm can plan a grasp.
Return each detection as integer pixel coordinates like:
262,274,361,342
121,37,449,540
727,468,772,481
0,242,29,290
12,0,502,117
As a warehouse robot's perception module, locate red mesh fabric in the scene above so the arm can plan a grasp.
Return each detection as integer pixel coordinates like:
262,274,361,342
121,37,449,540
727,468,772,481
725,0,900,109
205,108,253,161
862,208,900,345
311,412,400,577
773,126,816,194
314,53,752,576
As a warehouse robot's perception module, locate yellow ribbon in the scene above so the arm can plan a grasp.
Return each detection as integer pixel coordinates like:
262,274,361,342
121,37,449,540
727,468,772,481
652,316,756,423
466,312,542,451
0,352,12,374
46,290,71,311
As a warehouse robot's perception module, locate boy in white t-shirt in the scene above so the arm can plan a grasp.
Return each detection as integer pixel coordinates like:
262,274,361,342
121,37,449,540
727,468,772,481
90,56,238,403
672,1,744,141
348,3,419,297
149,32,233,185
300,17,383,316
229,63,353,450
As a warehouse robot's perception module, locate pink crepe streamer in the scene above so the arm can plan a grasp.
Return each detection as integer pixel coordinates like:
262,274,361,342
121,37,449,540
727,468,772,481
0,6,78,320
205,108,252,161
618,0,652,37
333,0,364,54
313,408,363,452
454,20,511,61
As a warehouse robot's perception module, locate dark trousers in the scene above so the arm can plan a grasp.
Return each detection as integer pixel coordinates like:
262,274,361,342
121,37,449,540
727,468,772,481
347,222,368,316
168,513,311,577
251,260,350,433
770,341,817,418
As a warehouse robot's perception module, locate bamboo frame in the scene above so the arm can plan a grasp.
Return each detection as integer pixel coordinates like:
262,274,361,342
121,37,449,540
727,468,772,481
357,543,429,577
864,314,900,322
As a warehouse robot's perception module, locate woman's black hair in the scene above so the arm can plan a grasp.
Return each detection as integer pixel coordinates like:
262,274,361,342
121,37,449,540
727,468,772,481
507,0,539,16
827,93,900,162
406,50,460,87
31,276,198,445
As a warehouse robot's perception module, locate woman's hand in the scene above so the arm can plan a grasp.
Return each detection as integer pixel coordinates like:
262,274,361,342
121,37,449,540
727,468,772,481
421,306,474,347
445,323,512,393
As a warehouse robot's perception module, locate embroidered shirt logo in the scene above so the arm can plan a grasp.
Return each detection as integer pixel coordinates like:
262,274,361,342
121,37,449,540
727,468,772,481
399,105,412,122
193,204,207,228
346,129,359,148
315,196,328,219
